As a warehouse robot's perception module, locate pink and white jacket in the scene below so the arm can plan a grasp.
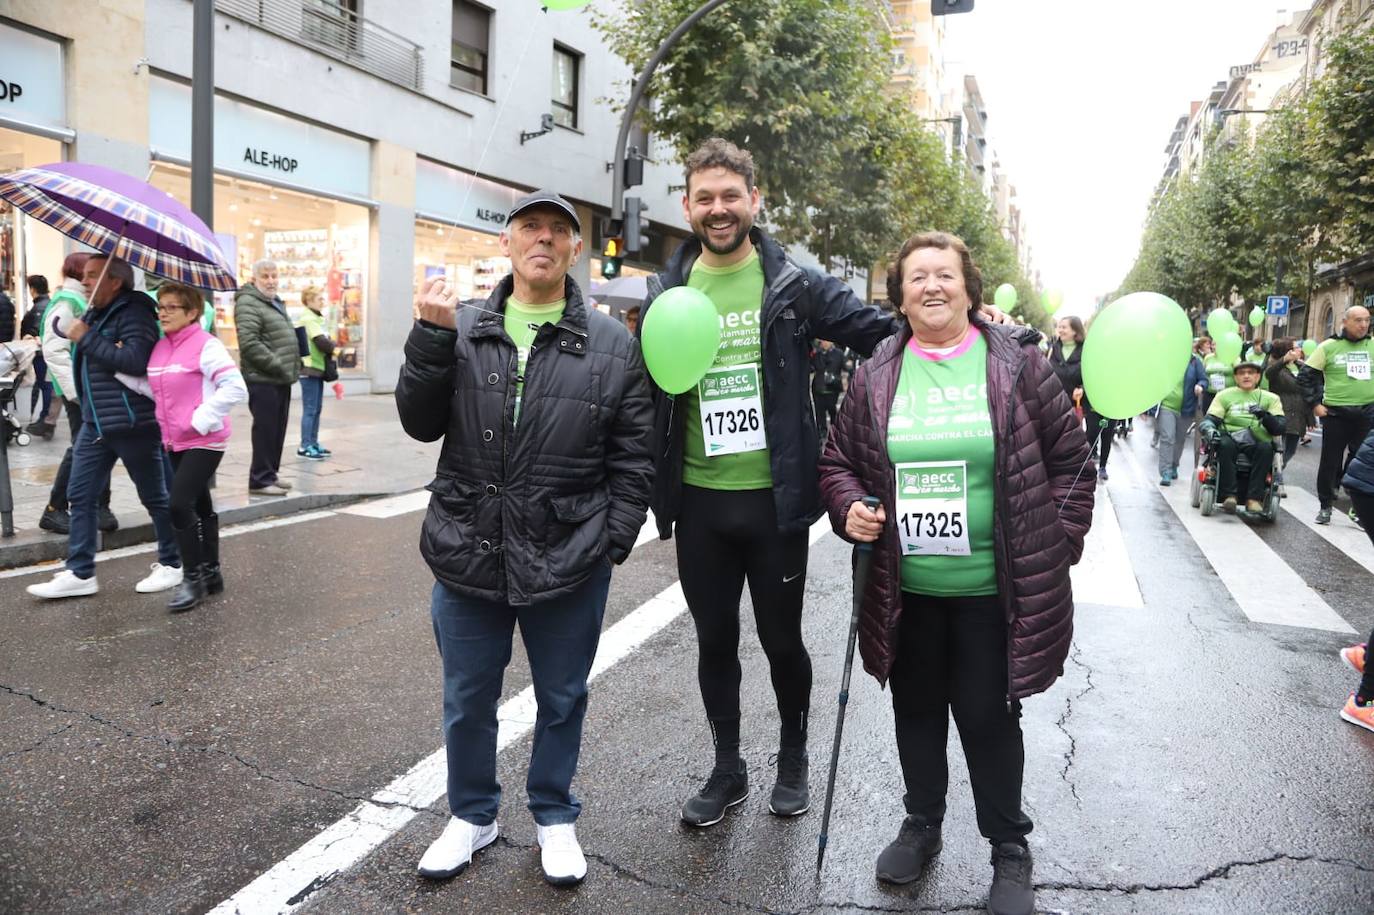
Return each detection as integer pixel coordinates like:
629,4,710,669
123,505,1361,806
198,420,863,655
143,325,248,452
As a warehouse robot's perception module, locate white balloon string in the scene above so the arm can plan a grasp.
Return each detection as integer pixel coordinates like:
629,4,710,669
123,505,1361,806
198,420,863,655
446,20,541,248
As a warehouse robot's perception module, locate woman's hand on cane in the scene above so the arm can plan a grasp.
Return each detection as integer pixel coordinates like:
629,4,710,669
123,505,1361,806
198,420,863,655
846,500,886,542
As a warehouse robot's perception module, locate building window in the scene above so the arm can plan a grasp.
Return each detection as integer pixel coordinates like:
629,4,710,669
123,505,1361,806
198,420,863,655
303,0,360,53
451,0,490,94
552,45,580,129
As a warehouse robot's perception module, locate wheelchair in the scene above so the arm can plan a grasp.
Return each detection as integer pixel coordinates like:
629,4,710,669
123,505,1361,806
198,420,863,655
1190,432,1281,522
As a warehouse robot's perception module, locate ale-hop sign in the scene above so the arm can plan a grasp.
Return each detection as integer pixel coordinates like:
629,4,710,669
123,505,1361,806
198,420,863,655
243,148,299,173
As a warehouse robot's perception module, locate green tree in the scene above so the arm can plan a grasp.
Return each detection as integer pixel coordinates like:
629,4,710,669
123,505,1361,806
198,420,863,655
1306,24,1374,257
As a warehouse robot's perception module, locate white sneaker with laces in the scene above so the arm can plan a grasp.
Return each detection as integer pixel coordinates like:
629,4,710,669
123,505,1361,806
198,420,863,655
536,822,587,886
417,817,498,879
135,562,183,593
26,570,98,599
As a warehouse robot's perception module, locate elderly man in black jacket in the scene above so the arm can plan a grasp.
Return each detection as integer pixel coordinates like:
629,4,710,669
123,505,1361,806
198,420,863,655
396,190,653,887
27,256,182,600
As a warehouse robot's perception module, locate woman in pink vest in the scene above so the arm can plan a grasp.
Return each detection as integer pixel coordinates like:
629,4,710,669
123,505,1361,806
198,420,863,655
146,282,248,611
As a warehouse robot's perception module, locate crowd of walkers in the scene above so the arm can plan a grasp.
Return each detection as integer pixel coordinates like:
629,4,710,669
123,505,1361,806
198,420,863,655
13,253,339,612
397,139,1086,915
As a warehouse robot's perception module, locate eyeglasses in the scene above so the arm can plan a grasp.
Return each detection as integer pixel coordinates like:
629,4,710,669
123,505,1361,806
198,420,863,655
156,304,192,313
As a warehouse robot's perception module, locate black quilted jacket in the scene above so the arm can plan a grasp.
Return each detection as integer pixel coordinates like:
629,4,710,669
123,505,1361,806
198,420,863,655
395,275,654,606
818,320,1095,698
72,288,161,438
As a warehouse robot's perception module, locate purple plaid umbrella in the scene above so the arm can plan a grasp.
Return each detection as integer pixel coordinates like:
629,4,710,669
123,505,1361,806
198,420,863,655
0,161,236,292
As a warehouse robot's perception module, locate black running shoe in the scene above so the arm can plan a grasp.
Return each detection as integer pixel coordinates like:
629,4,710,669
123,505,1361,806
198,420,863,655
988,842,1034,915
875,816,942,885
768,746,809,817
39,506,70,535
680,760,748,827
97,506,119,533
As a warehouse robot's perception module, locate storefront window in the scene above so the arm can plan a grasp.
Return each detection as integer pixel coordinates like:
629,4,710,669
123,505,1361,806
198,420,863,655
150,163,370,373
413,218,510,305
0,128,67,311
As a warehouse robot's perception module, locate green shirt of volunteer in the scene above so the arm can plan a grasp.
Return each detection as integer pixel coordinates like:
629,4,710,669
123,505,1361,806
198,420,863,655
1204,356,1234,394
300,307,329,372
1207,386,1284,442
886,330,997,597
504,296,566,427
1307,336,1374,407
680,250,773,490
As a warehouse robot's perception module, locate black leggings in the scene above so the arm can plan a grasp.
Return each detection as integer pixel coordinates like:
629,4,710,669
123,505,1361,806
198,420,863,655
890,592,1032,846
675,486,812,730
167,448,222,529
1350,491,1374,702
1085,410,1115,468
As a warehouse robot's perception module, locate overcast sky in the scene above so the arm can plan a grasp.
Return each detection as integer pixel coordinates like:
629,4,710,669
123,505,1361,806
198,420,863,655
942,0,1298,317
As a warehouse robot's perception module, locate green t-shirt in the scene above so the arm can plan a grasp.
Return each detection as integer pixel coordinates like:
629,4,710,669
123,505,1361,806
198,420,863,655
504,296,566,427
1207,386,1284,443
1204,357,1234,394
299,307,329,371
681,251,773,491
1161,377,1185,412
886,330,997,596
1308,337,1374,407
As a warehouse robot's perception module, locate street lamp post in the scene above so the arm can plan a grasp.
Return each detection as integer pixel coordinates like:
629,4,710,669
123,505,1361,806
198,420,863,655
191,0,214,227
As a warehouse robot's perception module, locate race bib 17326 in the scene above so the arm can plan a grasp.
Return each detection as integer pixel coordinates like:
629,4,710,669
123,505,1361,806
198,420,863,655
698,364,766,457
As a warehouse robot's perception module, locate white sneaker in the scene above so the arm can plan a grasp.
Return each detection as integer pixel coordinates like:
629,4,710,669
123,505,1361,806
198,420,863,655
135,562,183,593
536,822,587,886
27,570,98,599
417,817,498,879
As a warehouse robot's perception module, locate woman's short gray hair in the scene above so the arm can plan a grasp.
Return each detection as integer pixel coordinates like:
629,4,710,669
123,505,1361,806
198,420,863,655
252,258,278,277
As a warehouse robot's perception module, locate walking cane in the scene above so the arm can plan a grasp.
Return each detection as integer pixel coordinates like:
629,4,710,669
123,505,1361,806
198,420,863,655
816,494,881,872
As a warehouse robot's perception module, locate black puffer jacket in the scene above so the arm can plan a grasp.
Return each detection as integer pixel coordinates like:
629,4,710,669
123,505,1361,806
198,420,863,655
642,228,895,537
72,288,160,437
396,275,654,606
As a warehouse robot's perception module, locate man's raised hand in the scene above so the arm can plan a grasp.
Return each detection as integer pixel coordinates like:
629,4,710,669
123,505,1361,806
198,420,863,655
416,276,461,330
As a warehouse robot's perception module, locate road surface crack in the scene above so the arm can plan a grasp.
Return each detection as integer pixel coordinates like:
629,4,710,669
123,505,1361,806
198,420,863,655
1037,851,1374,895
1052,644,1095,809
0,721,76,761
0,682,429,813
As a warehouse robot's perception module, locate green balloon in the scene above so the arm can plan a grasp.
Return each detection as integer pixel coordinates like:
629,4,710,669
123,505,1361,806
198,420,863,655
1082,292,1194,420
1044,289,1064,313
994,283,1017,313
1205,308,1236,340
1248,306,1266,328
542,0,591,8
641,287,721,394
1216,330,1243,362
1302,338,1318,356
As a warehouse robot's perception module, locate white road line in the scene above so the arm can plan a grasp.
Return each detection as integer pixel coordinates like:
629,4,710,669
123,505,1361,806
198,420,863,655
210,516,834,914
1117,441,1355,633
0,511,337,580
336,491,430,518
1071,487,1144,609
1279,485,1374,571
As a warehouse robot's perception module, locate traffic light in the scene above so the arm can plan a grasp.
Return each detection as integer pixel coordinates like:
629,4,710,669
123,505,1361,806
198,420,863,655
602,237,624,279
624,196,650,254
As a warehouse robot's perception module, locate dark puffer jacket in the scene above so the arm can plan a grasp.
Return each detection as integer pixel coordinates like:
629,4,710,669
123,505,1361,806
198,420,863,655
818,320,1095,698
395,275,654,606
642,228,895,537
1342,428,1374,497
72,288,161,437
234,284,301,386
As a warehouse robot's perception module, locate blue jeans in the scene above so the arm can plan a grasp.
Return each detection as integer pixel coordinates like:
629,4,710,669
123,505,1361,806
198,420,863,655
430,562,612,826
299,377,323,450
66,424,179,578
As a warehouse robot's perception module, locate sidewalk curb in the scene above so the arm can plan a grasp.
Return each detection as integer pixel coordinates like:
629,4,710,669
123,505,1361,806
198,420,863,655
0,491,382,572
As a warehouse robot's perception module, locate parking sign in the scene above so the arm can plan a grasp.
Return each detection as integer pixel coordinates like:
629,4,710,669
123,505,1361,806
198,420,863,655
1265,295,1290,316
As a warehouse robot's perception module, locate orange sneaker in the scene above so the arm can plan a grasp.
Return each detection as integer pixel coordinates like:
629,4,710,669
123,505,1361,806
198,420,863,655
1341,694,1374,733
1342,644,1367,675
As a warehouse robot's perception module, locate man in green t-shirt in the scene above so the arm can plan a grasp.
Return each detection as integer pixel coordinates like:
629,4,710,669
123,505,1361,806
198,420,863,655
1201,360,1286,513
1299,305,1373,524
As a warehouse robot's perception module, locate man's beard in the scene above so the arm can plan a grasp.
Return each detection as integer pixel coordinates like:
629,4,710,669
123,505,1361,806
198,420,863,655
693,215,752,257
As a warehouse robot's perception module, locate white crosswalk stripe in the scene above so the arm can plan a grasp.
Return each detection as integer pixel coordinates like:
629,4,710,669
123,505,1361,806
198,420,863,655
1114,433,1356,634
1071,486,1144,609
1279,485,1374,569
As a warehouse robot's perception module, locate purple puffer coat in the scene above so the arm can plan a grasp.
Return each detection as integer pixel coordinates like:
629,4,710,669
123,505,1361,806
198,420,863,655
818,320,1095,699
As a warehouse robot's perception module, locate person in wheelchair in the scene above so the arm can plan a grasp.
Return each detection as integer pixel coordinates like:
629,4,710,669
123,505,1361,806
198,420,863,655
1200,360,1285,514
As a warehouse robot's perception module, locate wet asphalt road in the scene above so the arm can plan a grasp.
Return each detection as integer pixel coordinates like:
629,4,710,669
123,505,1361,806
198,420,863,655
2,424,1373,914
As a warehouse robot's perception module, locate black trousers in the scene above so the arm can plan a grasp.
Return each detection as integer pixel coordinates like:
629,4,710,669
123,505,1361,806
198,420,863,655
47,403,110,511
1085,409,1115,468
1317,405,1374,508
247,382,291,489
675,486,812,731
1349,491,1374,701
168,448,222,529
890,592,1033,846
813,391,839,443
1216,436,1275,501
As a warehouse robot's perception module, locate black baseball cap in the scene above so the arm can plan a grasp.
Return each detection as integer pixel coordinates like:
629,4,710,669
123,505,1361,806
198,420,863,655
507,190,581,232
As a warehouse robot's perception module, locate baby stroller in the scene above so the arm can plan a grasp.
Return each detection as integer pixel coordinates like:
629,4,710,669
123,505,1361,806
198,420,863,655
1191,430,1282,523
0,340,40,448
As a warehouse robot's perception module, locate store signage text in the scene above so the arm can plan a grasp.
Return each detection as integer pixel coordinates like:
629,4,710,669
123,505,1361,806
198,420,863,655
474,208,507,227
0,80,22,103
243,148,299,173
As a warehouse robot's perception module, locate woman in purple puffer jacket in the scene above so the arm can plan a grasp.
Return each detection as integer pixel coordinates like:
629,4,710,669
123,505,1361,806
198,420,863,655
818,231,1094,915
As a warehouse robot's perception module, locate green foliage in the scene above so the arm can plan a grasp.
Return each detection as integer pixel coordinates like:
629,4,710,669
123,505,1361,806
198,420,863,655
594,0,1041,322
1307,25,1374,256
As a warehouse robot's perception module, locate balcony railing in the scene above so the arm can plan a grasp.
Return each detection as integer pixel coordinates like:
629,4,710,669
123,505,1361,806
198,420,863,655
217,0,424,92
